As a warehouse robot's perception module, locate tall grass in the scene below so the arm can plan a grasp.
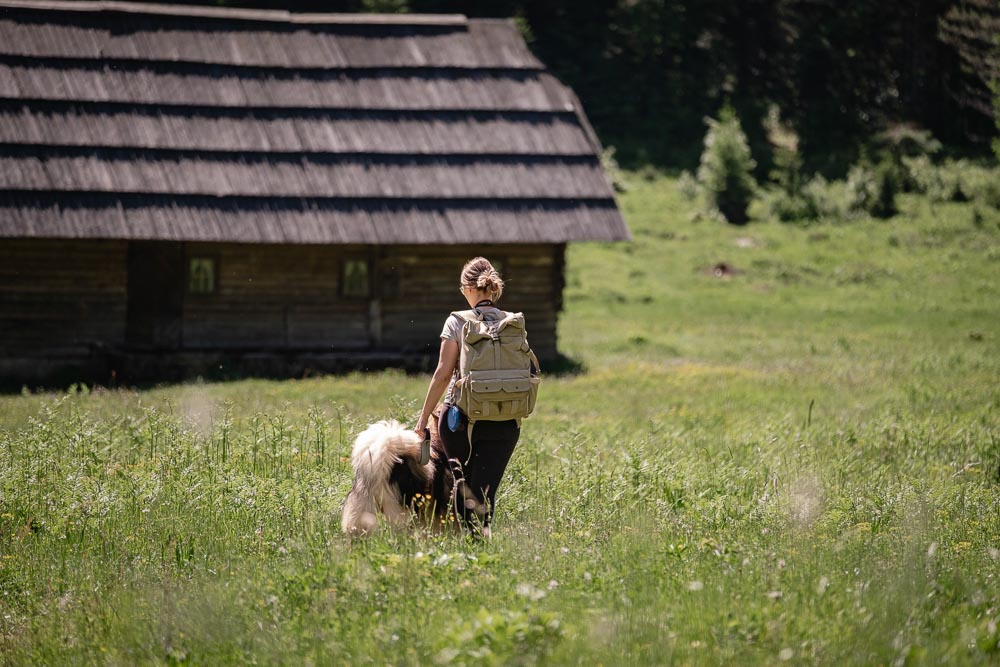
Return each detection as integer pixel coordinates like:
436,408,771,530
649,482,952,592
1,173,998,664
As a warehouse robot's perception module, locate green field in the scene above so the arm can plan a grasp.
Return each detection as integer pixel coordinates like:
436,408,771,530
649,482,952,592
1,174,998,665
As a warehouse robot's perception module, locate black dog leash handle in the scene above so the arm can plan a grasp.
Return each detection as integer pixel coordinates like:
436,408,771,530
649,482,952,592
419,427,431,465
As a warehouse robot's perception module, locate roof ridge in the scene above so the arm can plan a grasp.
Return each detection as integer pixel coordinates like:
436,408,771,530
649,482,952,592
0,0,468,26
0,99,576,117
0,145,599,160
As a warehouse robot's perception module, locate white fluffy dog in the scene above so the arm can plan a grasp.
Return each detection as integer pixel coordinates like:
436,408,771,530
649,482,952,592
341,418,453,536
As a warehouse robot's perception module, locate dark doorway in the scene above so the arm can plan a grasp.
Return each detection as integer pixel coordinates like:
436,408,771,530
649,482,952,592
126,241,184,348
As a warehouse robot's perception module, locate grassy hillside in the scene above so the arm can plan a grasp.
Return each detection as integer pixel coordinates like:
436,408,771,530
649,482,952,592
1,174,998,665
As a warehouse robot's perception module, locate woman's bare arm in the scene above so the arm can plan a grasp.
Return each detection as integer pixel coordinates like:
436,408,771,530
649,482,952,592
415,338,459,433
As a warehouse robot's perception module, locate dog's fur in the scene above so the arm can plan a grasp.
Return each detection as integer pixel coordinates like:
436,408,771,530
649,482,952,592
342,408,460,536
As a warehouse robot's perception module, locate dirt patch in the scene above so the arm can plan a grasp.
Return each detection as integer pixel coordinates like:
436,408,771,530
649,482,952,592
704,262,743,278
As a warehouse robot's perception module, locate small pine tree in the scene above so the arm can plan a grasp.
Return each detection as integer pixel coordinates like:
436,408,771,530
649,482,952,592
697,106,757,225
871,159,899,218
772,145,803,197
846,159,898,219
874,124,941,193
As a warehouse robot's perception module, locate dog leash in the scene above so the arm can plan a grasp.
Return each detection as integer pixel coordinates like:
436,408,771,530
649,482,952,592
420,428,431,465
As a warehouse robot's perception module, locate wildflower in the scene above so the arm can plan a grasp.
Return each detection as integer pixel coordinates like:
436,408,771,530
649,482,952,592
687,581,704,591
516,583,546,601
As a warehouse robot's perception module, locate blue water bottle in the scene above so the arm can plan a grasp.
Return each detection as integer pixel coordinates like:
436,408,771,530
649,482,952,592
447,404,461,432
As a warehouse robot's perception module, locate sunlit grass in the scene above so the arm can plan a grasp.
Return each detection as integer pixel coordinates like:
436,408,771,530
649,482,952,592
1,172,998,664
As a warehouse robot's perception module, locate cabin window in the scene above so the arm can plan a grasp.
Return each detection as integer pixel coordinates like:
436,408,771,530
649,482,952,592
188,257,216,295
343,259,371,298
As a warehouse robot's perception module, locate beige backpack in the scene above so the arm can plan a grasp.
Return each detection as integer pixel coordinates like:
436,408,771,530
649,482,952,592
450,309,540,422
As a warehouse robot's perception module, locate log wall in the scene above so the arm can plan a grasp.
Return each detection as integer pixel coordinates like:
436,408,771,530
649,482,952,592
182,242,562,361
0,239,564,385
0,238,128,355
182,242,370,350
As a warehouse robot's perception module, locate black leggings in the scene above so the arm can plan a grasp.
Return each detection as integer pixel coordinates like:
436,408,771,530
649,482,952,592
437,409,520,532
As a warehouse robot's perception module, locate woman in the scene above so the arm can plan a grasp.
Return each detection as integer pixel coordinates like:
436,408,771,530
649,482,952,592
415,257,523,537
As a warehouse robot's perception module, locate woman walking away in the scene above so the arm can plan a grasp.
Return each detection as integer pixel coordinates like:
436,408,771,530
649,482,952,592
415,257,538,538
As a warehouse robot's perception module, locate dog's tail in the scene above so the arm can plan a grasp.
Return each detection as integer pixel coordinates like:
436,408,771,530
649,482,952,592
341,419,426,536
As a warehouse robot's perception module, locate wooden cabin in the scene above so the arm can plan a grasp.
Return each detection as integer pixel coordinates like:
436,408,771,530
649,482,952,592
0,0,629,386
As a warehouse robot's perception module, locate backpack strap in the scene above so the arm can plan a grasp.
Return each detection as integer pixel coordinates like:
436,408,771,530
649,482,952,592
528,349,541,375
448,310,480,343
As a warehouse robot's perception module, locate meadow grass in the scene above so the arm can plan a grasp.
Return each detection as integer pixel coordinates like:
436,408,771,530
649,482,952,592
1,173,998,665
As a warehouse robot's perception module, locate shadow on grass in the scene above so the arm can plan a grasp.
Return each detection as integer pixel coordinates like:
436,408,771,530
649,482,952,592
1,351,589,395
544,353,587,377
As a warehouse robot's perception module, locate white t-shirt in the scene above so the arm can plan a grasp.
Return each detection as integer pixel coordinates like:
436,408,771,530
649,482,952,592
440,305,505,405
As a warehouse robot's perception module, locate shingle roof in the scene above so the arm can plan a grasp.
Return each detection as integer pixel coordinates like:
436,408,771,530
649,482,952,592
0,0,629,244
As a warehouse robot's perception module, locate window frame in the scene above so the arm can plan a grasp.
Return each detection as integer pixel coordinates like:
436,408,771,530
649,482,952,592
186,254,219,297
341,257,372,299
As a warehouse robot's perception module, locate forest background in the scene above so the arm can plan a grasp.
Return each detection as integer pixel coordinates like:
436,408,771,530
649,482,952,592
154,0,999,173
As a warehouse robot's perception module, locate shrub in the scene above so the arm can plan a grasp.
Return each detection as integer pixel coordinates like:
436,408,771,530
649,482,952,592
846,160,898,218
763,174,855,223
765,188,818,222
946,161,1000,208
675,170,699,201
846,163,877,213
905,157,1000,208
697,106,757,225
802,175,852,218
904,155,957,201
600,145,627,193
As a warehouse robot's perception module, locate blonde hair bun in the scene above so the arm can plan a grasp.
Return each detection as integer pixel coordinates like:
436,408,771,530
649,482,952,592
461,257,504,300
